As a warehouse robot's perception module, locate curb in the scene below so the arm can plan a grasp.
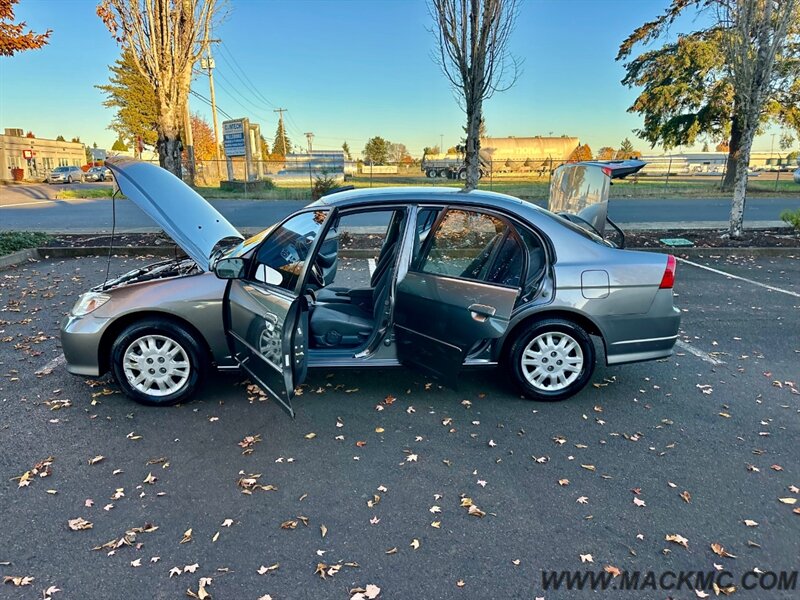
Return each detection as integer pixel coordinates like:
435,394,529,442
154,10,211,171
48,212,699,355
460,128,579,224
0,248,38,270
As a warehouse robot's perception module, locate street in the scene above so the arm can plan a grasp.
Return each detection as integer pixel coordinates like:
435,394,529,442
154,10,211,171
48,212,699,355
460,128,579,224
1,252,798,598
1,183,799,232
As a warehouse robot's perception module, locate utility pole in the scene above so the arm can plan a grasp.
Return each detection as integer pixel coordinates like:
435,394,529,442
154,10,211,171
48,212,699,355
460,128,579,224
200,38,222,161
274,108,288,155
440,133,444,153
304,132,314,154
183,97,195,185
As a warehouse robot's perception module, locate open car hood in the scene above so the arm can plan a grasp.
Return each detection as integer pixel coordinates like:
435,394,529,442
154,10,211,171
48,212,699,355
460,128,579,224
548,160,645,237
106,158,243,271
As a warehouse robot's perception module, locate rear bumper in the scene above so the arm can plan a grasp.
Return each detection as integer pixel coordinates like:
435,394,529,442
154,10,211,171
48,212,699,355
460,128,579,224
602,290,681,365
60,314,110,376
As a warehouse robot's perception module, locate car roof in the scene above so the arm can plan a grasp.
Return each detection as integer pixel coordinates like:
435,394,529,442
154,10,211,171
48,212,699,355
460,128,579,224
310,186,530,213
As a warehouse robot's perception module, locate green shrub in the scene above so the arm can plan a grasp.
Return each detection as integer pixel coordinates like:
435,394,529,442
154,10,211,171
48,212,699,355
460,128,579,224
780,209,800,232
0,232,52,256
311,173,340,200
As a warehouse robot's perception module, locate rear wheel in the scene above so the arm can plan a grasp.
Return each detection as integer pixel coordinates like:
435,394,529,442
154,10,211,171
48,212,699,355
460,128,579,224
506,318,595,402
458,169,467,180
426,169,437,178
110,318,207,406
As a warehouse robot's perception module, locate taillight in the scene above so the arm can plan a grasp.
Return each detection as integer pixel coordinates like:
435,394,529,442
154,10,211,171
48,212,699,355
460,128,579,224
601,166,612,177
659,255,676,289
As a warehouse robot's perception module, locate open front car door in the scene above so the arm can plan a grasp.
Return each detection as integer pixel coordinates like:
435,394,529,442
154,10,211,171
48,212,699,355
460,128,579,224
221,210,330,417
393,207,522,384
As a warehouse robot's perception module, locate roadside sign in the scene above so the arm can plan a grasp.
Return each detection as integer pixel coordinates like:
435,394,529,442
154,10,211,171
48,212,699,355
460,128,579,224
22,149,33,159
223,119,247,157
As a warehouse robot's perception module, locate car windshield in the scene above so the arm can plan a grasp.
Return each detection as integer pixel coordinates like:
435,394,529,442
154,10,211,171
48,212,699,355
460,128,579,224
54,167,68,172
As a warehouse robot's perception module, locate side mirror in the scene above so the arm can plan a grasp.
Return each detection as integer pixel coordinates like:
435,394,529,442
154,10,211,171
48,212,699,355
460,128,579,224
214,257,246,279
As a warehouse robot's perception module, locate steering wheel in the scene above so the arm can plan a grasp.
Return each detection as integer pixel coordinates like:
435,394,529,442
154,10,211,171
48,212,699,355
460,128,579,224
308,260,325,289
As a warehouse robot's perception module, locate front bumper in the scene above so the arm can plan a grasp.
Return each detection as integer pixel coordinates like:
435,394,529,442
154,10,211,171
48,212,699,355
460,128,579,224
60,313,111,376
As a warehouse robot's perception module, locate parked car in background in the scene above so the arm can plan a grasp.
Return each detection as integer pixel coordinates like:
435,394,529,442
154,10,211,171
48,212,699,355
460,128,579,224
793,167,800,184
84,166,113,182
61,158,680,416
47,165,84,184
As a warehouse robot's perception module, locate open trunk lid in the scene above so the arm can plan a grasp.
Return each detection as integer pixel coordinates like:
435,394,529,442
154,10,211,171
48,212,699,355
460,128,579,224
106,158,243,271
548,159,645,238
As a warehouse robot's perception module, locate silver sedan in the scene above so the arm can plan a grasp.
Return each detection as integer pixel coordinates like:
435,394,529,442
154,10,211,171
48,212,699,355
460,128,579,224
61,159,680,417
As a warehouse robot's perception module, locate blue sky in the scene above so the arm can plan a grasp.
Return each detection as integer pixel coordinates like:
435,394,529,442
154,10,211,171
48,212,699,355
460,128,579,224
0,0,785,156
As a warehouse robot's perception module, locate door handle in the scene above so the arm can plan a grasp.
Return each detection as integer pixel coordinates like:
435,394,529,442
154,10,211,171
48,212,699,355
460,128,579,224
468,303,496,322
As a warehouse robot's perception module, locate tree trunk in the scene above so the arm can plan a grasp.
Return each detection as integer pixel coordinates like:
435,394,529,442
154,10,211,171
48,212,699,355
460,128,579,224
728,124,754,239
157,108,183,179
722,113,743,192
463,100,483,191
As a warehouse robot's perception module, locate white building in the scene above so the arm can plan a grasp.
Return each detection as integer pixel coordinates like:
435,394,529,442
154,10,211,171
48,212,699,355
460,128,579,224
1,128,86,182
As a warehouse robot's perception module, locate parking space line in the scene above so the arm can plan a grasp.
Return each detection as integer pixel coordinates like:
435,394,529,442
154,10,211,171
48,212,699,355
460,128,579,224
675,340,725,366
0,199,59,208
677,257,800,298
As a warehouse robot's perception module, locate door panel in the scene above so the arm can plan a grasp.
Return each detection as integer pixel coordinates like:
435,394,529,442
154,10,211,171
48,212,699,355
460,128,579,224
394,271,518,383
226,280,307,417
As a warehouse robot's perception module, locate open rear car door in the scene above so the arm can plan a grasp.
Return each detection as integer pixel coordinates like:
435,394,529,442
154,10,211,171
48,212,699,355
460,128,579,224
393,207,522,385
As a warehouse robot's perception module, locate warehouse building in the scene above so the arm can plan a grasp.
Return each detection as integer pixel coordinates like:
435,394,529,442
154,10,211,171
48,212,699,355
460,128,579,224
1,128,85,182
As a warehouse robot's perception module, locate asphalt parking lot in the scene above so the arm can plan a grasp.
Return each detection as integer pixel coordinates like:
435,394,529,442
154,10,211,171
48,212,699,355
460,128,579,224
0,253,798,599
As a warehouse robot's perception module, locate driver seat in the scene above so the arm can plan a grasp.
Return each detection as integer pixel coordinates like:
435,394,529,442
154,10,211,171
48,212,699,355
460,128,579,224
309,249,396,348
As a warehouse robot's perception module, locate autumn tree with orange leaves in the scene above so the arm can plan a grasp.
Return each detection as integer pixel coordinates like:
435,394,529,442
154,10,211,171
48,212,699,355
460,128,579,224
0,0,51,55
190,113,217,161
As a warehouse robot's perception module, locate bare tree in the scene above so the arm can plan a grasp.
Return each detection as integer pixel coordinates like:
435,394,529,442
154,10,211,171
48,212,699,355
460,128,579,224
721,0,799,238
97,0,218,178
430,0,520,191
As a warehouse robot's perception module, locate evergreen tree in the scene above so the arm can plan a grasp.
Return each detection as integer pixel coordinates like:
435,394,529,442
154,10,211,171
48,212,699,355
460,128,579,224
96,48,159,149
55,135,65,141
342,141,352,160
273,119,291,156
111,138,129,151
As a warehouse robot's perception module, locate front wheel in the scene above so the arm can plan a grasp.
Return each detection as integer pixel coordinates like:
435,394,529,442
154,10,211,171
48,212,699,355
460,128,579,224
67,176,73,184
110,318,207,406
506,318,595,402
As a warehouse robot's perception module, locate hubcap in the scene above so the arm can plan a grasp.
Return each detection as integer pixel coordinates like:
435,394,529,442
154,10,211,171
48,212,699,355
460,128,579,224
123,335,190,397
521,332,583,392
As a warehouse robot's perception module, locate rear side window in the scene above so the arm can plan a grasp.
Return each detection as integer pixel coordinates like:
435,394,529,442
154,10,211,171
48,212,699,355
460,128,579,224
416,208,523,286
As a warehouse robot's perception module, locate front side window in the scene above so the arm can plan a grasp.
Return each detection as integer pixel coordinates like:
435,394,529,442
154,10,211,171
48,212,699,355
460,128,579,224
418,208,515,282
252,210,328,292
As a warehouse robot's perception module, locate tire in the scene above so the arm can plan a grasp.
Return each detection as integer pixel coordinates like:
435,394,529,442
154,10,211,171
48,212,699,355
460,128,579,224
458,169,467,180
110,318,208,406
426,169,436,178
506,318,595,402
439,170,449,179
67,176,72,184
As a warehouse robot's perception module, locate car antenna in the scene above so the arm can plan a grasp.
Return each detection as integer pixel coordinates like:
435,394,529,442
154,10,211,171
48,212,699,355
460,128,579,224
104,187,119,286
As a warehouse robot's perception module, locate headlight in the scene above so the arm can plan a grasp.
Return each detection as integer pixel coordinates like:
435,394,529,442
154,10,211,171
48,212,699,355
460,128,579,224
71,292,111,316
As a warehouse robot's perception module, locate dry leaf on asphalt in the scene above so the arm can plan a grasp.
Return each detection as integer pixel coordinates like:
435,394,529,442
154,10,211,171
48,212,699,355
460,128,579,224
67,517,92,531
180,529,193,544
711,543,736,558
665,534,688,548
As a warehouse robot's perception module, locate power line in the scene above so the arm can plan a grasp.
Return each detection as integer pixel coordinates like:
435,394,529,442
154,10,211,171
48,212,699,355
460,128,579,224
190,89,233,121
218,41,277,109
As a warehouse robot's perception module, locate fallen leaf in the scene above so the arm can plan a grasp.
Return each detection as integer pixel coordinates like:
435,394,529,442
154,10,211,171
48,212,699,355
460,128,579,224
779,497,797,505
680,490,691,503
711,543,736,558
665,533,688,548
633,497,646,507
67,517,92,531
579,554,593,563
257,564,279,575
180,529,193,544
410,539,420,550
320,524,327,538
304,432,316,439
604,565,621,578
743,519,758,527
88,455,104,465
